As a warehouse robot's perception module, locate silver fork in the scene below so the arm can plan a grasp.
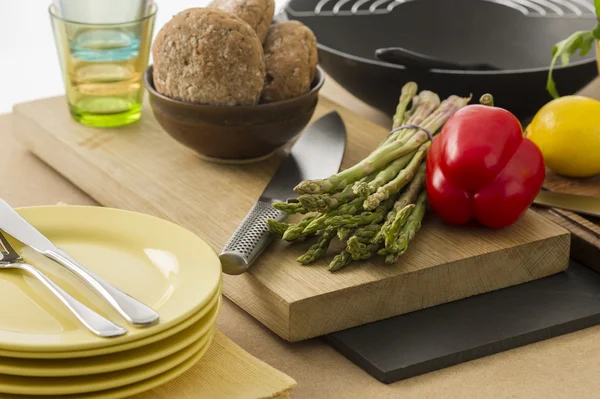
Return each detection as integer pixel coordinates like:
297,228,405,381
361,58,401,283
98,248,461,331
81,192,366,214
0,232,127,338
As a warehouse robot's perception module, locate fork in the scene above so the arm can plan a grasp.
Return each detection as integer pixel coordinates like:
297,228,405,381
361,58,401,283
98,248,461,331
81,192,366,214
0,199,159,327
0,232,127,338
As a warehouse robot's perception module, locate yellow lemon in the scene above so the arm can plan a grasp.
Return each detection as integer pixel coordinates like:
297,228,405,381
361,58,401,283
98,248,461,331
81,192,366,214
526,96,600,178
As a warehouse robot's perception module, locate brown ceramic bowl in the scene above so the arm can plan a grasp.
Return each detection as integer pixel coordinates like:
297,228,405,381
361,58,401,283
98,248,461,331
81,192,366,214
144,65,325,163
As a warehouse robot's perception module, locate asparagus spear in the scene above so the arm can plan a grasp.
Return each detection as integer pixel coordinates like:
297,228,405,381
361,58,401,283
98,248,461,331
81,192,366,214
403,96,418,121
266,219,291,237
344,223,383,260
385,91,441,145
284,195,366,241
300,196,366,236
373,164,426,245
354,151,415,197
272,201,309,214
400,91,429,124
298,176,370,212
337,226,355,240
479,93,494,107
281,215,318,241
294,95,468,195
328,251,352,272
385,190,428,258
352,224,383,241
383,204,415,250
392,82,419,130
363,143,429,210
325,197,394,229
297,227,337,265
347,237,380,260
405,91,442,128
384,252,399,264
359,97,444,199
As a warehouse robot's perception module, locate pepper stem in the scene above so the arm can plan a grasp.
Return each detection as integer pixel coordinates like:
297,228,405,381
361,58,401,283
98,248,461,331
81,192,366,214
479,94,494,107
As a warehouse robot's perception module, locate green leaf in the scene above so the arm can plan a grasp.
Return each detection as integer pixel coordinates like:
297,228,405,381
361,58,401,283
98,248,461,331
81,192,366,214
547,30,596,98
593,23,600,40
595,0,599,17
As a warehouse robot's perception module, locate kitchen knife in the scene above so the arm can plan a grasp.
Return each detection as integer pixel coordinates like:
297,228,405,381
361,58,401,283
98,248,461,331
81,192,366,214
219,112,347,275
0,199,159,326
534,190,600,218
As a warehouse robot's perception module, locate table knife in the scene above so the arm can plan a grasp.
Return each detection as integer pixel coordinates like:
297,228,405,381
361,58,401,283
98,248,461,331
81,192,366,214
219,112,347,275
0,199,160,326
534,190,600,218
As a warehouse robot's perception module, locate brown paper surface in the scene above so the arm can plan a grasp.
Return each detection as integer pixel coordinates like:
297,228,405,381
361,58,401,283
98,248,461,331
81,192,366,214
3,77,600,399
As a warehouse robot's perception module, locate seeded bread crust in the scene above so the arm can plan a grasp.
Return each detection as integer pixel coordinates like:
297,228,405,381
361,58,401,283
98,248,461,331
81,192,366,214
209,0,275,43
261,21,318,103
152,8,265,106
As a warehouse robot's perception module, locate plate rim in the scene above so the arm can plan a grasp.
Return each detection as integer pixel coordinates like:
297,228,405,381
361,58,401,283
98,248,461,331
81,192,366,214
0,328,216,395
65,333,214,399
0,296,222,377
0,283,222,359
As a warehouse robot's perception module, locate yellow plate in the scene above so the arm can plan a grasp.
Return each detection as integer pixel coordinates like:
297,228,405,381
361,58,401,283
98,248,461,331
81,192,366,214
0,327,215,396
0,283,221,359
0,206,222,353
0,296,221,377
0,333,214,399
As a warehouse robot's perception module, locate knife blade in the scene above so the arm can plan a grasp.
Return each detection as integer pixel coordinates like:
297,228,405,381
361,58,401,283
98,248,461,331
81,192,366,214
219,112,347,275
534,190,600,218
0,199,160,326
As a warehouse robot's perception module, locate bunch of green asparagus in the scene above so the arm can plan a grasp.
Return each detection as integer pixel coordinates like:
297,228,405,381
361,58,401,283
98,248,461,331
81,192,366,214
266,83,471,272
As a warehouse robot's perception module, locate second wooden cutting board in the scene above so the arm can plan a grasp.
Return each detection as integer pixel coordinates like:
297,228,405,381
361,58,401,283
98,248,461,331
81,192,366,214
535,172,600,272
12,95,569,341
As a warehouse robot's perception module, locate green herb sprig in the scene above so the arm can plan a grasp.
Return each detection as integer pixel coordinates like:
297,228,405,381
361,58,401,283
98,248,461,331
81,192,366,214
546,2,600,98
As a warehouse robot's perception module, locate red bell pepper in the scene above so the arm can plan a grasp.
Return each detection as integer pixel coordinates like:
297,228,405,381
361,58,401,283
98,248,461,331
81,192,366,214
426,104,545,228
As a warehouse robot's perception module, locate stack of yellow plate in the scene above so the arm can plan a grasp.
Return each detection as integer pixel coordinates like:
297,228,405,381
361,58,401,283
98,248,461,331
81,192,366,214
0,206,222,399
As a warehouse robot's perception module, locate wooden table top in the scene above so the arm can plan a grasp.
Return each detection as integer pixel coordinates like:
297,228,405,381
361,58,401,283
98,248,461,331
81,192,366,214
2,76,600,399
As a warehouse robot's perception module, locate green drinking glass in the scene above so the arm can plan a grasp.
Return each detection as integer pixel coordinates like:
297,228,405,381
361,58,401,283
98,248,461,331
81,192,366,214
49,2,157,128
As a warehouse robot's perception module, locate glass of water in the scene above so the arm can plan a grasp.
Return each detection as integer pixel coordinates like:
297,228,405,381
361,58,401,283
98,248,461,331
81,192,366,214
49,2,157,127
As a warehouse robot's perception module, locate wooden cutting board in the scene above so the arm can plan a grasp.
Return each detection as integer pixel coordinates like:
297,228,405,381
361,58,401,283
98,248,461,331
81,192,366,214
11,95,569,341
535,174,600,272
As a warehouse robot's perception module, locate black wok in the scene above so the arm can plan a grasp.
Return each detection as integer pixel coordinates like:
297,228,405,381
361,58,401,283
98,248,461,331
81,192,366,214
284,0,599,118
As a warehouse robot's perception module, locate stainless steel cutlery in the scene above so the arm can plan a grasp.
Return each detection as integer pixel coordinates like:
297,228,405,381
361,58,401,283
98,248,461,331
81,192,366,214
0,231,127,338
0,199,159,328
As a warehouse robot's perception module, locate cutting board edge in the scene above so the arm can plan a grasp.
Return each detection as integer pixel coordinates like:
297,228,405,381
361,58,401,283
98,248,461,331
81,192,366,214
327,303,600,384
285,230,570,341
13,96,64,113
222,274,292,340
535,207,600,272
325,259,600,385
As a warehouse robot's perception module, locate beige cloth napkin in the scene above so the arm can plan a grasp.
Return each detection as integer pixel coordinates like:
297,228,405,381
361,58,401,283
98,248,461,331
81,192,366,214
134,330,296,399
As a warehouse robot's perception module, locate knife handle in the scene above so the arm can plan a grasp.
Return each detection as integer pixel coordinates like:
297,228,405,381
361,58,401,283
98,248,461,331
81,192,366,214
219,199,287,275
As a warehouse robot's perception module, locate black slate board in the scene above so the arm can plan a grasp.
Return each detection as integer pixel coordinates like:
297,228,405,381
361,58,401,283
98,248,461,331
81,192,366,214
326,260,600,383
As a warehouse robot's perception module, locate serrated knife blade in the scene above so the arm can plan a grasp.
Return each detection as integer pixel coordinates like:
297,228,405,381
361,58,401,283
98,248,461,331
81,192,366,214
219,111,347,275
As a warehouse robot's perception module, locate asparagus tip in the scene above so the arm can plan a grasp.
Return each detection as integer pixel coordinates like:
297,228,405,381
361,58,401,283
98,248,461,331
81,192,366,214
328,251,352,272
363,192,385,211
479,93,494,107
266,219,290,238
